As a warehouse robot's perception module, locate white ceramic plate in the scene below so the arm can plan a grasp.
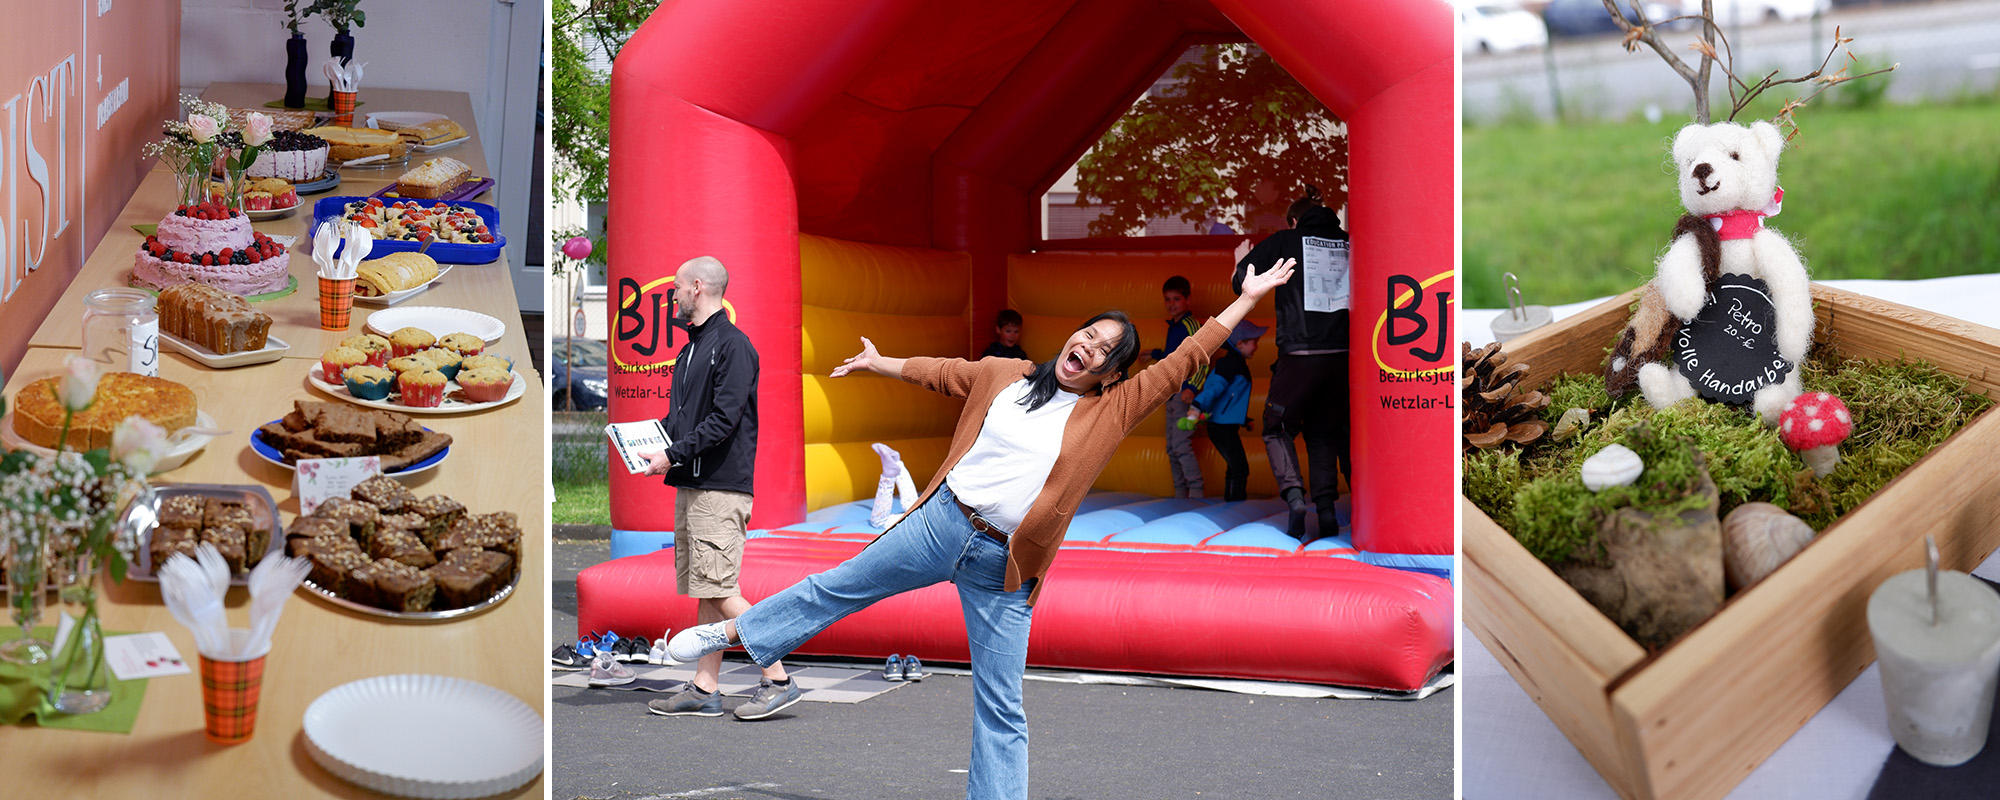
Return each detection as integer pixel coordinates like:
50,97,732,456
304,674,542,799
0,410,218,475
245,202,302,221
365,306,504,345
122,483,282,585
306,364,524,415
160,332,290,368
352,264,452,307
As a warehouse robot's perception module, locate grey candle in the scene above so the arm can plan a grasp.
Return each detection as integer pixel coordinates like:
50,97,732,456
1867,539,2000,767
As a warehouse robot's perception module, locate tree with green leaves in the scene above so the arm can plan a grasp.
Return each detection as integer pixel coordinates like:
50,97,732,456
1075,45,1346,238
551,0,662,273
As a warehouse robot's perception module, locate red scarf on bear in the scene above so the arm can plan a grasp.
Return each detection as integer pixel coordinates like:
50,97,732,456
1704,187,1784,241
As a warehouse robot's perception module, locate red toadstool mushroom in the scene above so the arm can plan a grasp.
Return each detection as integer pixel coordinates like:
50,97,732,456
1778,392,1852,477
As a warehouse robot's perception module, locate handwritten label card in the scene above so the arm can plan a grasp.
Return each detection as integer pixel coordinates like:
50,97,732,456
105,631,191,681
294,456,383,516
1674,274,1793,405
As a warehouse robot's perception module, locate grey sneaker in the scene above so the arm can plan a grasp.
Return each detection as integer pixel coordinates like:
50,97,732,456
733,679,803,721
587,651,636,687
901,655,926,681
647,684,723,717
883,653,906,682
665,622,733,663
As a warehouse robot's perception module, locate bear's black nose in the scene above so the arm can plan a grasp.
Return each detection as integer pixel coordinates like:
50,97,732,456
1692,163,1713,181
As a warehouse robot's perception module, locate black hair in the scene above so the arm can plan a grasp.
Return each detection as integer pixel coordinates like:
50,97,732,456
1286,184,1323,228
1162,276,1191,297
1018,310,1141,412
995,308,1023,328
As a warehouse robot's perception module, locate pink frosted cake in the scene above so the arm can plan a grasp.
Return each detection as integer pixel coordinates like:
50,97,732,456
245,130,329,182
133,202,291,295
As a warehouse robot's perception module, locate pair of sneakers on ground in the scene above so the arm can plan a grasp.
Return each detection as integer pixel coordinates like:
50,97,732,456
643,622,802,721
884,653,927,682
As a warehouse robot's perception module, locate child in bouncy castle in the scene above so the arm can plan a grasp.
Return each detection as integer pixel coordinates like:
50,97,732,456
1150,276,1209,498
981,309,1028,360
1182,320,1265,503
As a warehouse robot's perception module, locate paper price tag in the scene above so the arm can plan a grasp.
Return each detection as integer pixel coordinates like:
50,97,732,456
130,319,159,377
294,456,383,516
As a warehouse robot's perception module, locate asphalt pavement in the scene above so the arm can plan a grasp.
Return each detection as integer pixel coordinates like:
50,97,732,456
550,538,1455,800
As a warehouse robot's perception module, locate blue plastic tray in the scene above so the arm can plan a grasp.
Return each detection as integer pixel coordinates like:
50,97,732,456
311,196,506,265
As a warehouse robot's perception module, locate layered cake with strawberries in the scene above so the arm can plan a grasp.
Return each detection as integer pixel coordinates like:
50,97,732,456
133,201,291,295
245,130,329,182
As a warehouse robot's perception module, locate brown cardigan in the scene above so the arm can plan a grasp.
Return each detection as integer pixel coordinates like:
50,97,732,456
891,317,1233,605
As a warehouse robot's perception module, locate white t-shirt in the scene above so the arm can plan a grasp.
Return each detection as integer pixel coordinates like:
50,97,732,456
945,379,1079,534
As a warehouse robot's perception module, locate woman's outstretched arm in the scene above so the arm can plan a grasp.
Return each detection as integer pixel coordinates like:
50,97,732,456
1103,257,1297,425
830,337,906,380
831,337,985,399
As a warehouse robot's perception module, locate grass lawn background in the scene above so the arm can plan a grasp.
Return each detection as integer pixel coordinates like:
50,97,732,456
1463,101,2000,309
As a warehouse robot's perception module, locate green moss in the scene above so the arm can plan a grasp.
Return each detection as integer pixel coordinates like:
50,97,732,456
1465,356,1992,564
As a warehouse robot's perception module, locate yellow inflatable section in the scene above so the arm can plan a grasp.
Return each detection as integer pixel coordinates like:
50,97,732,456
800,235,967,508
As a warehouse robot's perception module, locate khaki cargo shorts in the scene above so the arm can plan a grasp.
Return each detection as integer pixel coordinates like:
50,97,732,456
674,488,753,598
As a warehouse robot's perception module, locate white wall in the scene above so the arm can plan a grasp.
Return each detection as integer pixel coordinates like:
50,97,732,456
180,0,545,311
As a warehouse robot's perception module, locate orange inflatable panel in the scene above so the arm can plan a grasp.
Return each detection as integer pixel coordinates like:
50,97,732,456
802,305,969,375
801,234,970,315
802,374,963,444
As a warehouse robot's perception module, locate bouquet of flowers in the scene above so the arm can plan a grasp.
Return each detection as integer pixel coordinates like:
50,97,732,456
142,95,273,210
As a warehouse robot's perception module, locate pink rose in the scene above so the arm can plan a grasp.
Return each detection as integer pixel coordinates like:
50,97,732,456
188,114,219,143
243,112,274,147
112,417,170,474
60,355,101,412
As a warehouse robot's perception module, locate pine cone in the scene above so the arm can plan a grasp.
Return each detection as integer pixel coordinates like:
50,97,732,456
1463,342,1550,452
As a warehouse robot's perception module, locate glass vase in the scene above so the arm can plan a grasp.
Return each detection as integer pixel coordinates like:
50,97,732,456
172,149,212,209
220,160,249,213
48,551,111,714
2,538,50,666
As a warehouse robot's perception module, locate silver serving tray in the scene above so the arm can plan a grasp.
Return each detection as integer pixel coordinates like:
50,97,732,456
298,567,517,623
125,483,282,586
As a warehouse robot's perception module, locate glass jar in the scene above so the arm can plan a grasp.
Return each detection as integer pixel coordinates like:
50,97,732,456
81,288,160,376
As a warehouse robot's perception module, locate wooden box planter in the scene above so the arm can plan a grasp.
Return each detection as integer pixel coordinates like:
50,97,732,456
1465,283,2000,800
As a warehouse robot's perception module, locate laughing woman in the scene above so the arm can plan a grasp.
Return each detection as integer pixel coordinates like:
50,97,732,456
666,257,1299,799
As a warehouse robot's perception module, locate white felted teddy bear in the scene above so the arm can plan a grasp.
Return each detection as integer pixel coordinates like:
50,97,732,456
1605,120,1813,424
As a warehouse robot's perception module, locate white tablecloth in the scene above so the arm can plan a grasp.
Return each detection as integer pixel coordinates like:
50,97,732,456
1463,274,2000,799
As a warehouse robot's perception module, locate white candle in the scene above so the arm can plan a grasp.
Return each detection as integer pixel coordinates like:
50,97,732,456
1867,563,2000,767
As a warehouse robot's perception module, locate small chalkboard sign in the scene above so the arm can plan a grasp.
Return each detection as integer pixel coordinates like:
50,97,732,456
1674,274,1793,405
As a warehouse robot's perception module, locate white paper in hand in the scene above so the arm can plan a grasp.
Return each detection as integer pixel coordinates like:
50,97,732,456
606,420,672,475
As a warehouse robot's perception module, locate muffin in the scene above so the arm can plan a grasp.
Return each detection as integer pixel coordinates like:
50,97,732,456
342,365,397,401
386,354,436,376
389,327,436,358
417,347,463,381
459,354,511,374
320,347,369,382
438,333,485,358
398,369,448,408
457,366,513,403
341,333,393,367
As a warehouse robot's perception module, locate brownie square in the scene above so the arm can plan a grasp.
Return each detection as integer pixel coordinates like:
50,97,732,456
286,515,346,546
308,403,378,446
312,497,381,548
200,526,249,573
203,499,254,530
352,475,416,514
357,559,435,612
292,531,361,559
307,549,370,595
369,529,437,569
426,561,487,608
149,526,200,571
408,496,465,541
374,411,425,451
436,512,521,561
445,545,515,587
159,495,205,529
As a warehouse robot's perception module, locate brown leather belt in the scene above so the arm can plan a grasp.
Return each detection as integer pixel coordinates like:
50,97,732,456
953,497,1010,544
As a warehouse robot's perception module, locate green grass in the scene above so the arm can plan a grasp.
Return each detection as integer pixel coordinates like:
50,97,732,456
553,479,610,526
1464,102,2000,309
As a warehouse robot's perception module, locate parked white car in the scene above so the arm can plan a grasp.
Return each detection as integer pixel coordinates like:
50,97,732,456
1459,1,1550,55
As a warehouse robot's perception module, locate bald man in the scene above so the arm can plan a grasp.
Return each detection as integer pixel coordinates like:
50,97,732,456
640,256,801,721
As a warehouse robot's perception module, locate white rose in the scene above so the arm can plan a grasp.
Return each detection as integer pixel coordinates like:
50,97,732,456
243,112,274,147
59,355,101,412
188,114,219,143
112,416,170,474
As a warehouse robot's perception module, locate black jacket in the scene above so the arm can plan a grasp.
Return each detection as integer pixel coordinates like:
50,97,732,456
659,313,758,494
1232,205,1348,353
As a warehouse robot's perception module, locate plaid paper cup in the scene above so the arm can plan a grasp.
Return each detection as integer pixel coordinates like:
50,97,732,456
330,90,358,126
200,653,267,744
319,276,356,330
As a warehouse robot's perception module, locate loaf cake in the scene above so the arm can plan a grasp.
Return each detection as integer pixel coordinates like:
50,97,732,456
158,282,273,355
395,157,471,200
382,117,467,146
11,373,198,451
354,252,440,297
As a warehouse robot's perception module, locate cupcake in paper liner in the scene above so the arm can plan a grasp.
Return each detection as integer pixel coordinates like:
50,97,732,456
321,346,369,383
438,332,485,359
341,333,393,367
457,366,513,403
343,365,397,401
398,369,448,408
387,354,436,376
389,326,436,358
418,347,464,382
460,354,511,375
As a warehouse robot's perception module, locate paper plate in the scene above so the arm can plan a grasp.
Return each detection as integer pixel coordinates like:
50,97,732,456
306,364,524,415
354,265,453,307
249,420,448,478
408,136,470,153
364,306,504,345
122,483,282,586
304,674,542,798
0,410,218,475
160,332,290,368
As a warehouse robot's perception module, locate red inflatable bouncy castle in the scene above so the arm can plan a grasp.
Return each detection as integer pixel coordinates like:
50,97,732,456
596,0,1454,689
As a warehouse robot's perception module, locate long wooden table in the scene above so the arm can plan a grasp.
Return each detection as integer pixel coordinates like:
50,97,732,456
1,86,543,798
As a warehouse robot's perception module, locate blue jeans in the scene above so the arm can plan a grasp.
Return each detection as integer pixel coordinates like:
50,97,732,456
735,484,1036,800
